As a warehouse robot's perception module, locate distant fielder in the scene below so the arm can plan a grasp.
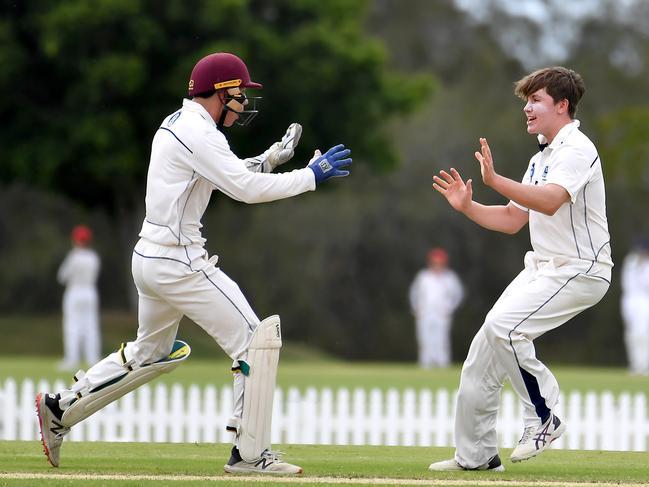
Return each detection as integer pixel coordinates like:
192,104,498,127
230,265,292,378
409,247,463,368
429,66,612,471
57,225,101,370
36,52,352,474
621,238,649,375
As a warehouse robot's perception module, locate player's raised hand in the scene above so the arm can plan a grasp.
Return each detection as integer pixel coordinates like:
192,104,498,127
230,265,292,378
267,123,302,170
243,123,302,173
433,168,473,213
474,137,497,187
308,144,352,184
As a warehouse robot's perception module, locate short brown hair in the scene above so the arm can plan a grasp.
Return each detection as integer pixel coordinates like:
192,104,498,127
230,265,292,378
514,66,585,118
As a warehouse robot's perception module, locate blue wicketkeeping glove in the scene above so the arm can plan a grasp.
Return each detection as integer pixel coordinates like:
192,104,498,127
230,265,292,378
307,144,352,184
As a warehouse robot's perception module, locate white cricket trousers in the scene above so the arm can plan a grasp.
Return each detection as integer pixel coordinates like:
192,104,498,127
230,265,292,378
62,287,100,366
416,315,452,368
454,252,610,468
58,238,259,425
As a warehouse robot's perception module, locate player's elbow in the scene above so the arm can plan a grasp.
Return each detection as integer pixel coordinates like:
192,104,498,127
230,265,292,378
539,203,562,216
503,225,523,235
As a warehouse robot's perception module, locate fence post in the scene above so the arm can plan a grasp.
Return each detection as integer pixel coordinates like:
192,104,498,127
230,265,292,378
318,388,334,445
368,388,383,446
418,389,433,446
633,393,647,451
302,387,318,445
334,388,350,445
385,388,400,446
433,389,449,447
3,379,18,440
351,388,366,445
286,387,301,444
402,388,416,446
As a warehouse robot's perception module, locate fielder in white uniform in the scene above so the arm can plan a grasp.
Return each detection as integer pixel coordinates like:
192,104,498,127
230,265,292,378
409,247,463,368
621,240,649,375
36,52,352,474
57,225,101,369
430,66,612,472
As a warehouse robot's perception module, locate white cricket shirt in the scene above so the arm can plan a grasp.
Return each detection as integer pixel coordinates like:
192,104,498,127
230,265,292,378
511,120,613,266
139,99,316,247
57,248,100,289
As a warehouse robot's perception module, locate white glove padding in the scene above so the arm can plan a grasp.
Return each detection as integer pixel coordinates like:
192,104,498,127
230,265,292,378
243,123,302,173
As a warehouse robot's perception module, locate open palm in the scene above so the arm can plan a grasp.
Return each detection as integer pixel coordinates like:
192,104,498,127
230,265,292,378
432,168,473,212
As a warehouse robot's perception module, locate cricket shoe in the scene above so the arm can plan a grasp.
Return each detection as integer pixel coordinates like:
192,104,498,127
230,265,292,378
511,413,566,463
224,446,303,474
429,454,505,472
35,393,70,467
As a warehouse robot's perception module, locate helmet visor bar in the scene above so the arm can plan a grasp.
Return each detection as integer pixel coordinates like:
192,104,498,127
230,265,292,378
234,96,260,126
224,87,261,126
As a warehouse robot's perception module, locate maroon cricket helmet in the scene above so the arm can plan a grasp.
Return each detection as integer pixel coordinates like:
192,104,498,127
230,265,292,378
188,52,262,97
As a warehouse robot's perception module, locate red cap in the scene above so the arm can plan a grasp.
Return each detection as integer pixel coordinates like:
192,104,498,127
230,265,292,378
71,225,92,245
188,53,262,97
427,247,448,266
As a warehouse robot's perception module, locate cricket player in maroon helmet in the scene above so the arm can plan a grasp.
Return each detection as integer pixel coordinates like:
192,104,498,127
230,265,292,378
36,52,352,474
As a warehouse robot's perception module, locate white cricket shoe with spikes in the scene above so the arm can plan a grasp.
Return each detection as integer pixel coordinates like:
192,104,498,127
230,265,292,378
224,446,303,474
511,413,566,462
35,392,70,467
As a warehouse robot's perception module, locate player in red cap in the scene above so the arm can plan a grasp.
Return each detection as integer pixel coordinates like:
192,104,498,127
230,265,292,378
36,52,351,474
57,225,101,371
409,247,464,369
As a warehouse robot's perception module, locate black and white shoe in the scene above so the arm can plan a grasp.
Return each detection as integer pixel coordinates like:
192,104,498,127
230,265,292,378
429,454,505,472
224,446,303,474
35,392,70,467
511,413,566,462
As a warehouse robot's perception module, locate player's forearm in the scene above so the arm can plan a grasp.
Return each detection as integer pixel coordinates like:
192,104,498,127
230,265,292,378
461,201,523,234
489,174,557,215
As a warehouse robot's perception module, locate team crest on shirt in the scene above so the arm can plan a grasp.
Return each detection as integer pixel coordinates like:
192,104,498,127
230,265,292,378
542,166,549,181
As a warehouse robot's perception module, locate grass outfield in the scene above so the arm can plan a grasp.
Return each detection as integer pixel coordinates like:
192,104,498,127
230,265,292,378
2,356,649,395
1,441,649,486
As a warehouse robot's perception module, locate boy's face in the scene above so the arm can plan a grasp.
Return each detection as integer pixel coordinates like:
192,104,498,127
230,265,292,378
523,87,565,137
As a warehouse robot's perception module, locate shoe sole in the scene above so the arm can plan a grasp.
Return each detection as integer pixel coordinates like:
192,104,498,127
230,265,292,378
224,465,303,475
510,422,566,463
429,460,505,472
35,393,58,468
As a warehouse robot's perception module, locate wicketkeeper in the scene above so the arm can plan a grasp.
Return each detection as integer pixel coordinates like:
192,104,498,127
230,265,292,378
36,52,352,474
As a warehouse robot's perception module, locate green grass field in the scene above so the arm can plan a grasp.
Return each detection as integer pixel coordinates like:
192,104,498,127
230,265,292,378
1,441,649,486
3,315,649,486
2,355,649,396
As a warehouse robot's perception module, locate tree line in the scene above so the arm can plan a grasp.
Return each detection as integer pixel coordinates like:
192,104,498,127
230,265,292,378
1,0,648,363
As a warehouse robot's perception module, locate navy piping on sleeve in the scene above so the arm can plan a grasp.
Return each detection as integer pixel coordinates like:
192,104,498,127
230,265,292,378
590,155,599,168
159,127,193,154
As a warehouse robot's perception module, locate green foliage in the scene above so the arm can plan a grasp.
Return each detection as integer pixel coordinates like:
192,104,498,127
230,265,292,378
2,0,649,364
597,106,649,186
0,0,433,209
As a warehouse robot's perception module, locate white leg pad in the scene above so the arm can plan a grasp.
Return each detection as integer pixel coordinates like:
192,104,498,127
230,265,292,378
60,340,191,427
238,315,282,462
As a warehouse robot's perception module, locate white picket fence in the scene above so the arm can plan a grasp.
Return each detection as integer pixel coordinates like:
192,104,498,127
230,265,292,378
1,378,647,451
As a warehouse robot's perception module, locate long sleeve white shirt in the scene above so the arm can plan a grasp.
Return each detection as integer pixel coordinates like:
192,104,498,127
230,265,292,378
139,99,316,247
57,247,100,289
